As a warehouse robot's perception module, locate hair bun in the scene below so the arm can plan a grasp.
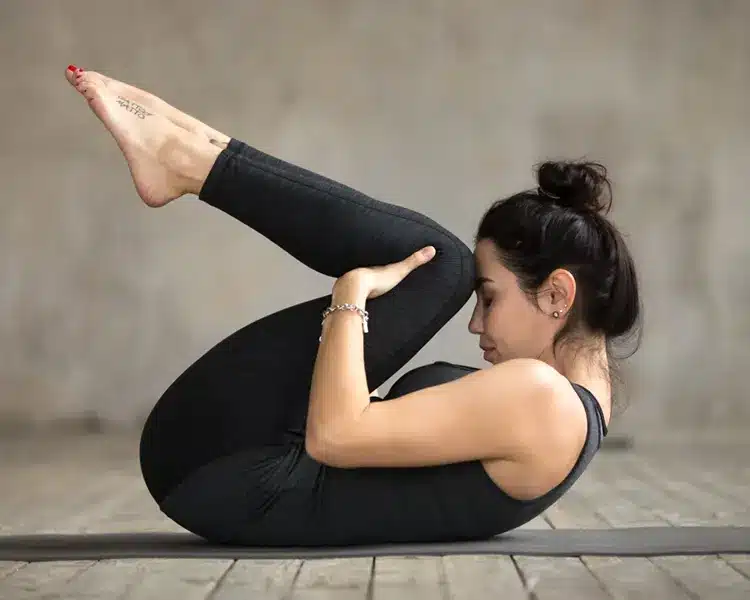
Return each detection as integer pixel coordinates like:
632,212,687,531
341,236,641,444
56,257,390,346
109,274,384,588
536,160,612,215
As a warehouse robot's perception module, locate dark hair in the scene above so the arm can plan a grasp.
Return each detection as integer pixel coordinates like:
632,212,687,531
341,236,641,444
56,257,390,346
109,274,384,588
475,160,642,403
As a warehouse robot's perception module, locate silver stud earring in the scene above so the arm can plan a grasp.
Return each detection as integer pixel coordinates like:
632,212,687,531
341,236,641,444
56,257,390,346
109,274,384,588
552,311,560,319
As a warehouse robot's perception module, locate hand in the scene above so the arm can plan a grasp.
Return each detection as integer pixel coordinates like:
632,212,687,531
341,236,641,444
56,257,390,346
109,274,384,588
335,246,437,301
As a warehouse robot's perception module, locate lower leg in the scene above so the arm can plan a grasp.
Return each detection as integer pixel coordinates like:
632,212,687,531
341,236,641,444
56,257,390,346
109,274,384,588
198,140,472,280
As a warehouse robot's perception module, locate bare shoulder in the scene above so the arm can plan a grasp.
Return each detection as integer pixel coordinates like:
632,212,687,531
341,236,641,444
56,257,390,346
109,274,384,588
491,358,586,411
475,358,587,444
458,357,580,414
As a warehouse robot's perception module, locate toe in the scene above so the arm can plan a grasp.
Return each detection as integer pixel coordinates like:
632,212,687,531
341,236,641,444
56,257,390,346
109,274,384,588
66,65,108,90
65,64,82,85
76,73,105,102
77,70,108,92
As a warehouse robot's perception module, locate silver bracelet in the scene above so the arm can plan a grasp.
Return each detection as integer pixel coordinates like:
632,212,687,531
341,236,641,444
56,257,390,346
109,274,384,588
319,303,369,342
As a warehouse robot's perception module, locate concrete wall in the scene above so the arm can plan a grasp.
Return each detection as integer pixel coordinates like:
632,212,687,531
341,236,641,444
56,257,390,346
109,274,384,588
1,0,748,441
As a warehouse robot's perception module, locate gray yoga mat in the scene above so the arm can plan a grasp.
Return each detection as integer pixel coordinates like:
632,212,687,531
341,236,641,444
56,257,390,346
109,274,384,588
0,527,747,562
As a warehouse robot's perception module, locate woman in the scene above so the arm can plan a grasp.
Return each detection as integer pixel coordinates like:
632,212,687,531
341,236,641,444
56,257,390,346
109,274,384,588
64,64,641,547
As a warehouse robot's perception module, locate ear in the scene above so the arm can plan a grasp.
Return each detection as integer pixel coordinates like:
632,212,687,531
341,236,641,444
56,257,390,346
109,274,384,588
538,269,576,318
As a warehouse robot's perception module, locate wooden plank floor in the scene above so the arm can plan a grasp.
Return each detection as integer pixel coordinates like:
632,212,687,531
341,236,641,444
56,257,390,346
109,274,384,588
0,433,748,599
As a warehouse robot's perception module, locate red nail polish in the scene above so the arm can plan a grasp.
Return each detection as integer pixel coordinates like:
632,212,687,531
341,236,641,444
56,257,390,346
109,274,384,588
67,64,77,72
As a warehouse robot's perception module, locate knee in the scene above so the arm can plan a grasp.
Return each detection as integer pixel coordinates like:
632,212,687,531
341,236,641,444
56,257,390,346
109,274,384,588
431,233,476,303
433,228,474,268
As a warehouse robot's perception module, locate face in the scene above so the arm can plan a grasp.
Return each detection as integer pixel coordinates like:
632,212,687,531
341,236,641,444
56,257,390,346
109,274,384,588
468,239,571,365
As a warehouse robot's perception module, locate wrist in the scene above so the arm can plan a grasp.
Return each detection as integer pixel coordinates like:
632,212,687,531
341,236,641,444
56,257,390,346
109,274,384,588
320,278,370,342
332,275,369,306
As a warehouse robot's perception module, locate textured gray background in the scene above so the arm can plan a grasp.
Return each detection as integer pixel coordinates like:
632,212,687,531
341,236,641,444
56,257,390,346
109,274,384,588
1,0,748,442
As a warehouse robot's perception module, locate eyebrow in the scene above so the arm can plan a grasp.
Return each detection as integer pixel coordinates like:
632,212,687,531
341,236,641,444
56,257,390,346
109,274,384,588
474,277,493,291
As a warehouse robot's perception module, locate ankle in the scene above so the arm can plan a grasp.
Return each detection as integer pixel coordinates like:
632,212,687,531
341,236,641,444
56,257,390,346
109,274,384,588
159,133,222,196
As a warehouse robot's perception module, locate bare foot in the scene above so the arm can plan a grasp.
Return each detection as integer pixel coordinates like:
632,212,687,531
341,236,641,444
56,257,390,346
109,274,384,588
66,66,219,207
64,66,230,148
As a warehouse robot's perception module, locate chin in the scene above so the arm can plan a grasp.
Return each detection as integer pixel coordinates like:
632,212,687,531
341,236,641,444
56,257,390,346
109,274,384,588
483,350,501,364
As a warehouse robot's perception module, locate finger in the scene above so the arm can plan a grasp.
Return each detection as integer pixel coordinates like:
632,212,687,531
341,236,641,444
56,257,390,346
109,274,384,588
398,246,435,275
420,246,436,260
410,246,436,265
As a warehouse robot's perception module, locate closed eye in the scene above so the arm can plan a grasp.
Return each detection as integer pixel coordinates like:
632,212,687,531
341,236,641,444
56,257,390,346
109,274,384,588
474,276,493,292
475,290,492,308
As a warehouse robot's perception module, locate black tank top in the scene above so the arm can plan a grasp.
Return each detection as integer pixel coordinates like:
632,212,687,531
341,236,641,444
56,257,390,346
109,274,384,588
272,361,608,546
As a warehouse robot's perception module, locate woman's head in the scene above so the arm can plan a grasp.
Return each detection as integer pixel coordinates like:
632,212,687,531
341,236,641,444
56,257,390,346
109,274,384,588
469,160,641,376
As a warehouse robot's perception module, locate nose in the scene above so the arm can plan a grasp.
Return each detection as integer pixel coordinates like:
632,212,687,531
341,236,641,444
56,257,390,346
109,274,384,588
468,308,482,335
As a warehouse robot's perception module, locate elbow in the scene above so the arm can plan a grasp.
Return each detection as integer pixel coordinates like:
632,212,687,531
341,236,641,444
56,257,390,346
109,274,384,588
304,430,329,465
304,426,353,468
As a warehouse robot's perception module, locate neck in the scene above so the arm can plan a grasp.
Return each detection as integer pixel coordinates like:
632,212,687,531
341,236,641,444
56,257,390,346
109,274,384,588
538,335,612,398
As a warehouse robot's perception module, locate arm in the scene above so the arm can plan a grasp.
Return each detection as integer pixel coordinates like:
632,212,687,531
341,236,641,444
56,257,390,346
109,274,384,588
306,277,571,469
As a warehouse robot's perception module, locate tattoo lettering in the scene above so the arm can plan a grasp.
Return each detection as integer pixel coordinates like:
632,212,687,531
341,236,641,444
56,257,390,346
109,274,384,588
116,96,153,119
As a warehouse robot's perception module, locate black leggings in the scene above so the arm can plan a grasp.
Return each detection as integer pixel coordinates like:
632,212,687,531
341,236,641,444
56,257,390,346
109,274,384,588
139,139,482,546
